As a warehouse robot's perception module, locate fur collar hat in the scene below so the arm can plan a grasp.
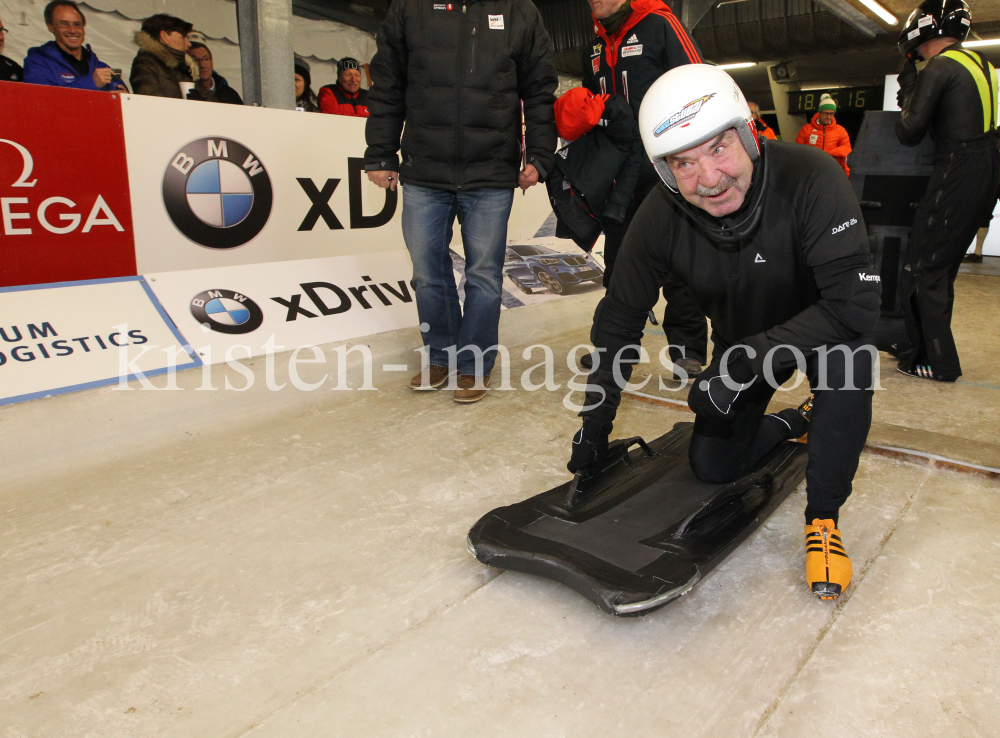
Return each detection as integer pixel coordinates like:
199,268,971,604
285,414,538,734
133,30,199,80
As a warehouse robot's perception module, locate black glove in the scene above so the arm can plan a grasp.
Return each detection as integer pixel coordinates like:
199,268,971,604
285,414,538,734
897,59,918,109
686,347,756,420
568,417,612,476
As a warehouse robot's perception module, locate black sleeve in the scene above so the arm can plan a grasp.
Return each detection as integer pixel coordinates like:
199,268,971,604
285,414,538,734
602,96,643,222
514,0,558,180
364,0,409,172
659,11,702,69
896,57,949,146
580,193,676,422
741,154,880,375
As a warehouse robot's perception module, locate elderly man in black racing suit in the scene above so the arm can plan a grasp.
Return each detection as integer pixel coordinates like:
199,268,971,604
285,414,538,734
894,0,999,382
567,65,881,601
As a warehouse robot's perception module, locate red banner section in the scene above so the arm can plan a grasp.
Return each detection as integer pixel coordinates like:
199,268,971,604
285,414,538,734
0,82,136,288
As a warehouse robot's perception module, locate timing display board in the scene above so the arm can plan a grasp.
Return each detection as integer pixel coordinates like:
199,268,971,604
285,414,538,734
788,86,883,115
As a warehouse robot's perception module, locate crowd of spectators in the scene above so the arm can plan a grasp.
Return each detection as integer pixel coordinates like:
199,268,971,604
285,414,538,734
4,0,863,155
3,0,370,117
0,0,872,182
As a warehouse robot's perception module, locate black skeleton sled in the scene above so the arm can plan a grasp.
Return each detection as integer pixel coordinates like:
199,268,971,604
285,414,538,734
467,423,808,616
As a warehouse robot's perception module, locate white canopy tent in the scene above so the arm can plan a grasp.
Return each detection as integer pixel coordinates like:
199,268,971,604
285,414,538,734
0,0,377,97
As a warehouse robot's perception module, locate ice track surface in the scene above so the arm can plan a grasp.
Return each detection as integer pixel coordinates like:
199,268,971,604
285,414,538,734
2,290,999,738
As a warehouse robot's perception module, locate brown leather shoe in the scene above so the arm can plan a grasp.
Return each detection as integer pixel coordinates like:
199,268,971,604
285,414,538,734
410,365,451,390
453,373,491,403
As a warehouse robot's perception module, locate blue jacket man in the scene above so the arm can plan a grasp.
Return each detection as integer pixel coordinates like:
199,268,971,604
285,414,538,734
24,41,122,90
23,1,123,91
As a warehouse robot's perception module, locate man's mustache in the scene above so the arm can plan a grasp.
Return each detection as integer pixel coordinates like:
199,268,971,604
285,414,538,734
697,175,738,197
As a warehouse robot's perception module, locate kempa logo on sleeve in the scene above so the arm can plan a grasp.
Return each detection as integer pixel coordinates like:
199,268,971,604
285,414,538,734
163,138,273,249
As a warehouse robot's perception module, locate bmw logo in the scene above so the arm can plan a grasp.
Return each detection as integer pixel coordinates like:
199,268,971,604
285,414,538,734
190,289,264,334
163,138,273,248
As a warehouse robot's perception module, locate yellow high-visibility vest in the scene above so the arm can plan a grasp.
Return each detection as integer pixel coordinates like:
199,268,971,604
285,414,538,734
941,47,998,133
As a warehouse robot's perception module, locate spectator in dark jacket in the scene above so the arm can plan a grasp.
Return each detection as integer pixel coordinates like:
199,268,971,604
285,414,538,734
364,0,558,403
189,41,242,105
24,1,123,91
0,14,24,82
294,58,319,112
130,13,211,100
319,57,369,117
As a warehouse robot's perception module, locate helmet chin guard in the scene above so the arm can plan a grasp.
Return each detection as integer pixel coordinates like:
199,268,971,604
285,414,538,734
638,64,766,244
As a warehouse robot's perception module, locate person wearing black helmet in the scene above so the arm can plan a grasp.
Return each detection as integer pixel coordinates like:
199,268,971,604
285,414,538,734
895,0,999,382
568,64,881,601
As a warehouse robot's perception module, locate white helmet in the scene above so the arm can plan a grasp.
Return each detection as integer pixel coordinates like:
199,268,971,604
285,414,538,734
638,64,760,191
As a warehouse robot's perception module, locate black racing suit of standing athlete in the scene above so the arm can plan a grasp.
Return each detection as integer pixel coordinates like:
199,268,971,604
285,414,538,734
582,141,881,520
582,0,707,366
895,47,1000,379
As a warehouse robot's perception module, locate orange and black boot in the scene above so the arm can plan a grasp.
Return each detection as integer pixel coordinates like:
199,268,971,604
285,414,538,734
797,394,814,442
805,518,852,600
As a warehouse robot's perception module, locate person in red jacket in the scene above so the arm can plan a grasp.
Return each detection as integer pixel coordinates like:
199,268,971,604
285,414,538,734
319,57,368,117
582,0,708,379
795,93,852,177
749,101,777,140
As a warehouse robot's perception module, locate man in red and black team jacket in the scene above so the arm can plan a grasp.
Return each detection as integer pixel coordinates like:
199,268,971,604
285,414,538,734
581,0,708,378
319,57,369,117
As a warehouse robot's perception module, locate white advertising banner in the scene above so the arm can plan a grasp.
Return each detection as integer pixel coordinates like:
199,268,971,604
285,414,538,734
145,251,419,364
121,95,404,274
0,277,200,406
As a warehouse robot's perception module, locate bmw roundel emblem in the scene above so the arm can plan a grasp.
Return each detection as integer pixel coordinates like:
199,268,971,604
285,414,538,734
190,289,264,334
163,138,273,249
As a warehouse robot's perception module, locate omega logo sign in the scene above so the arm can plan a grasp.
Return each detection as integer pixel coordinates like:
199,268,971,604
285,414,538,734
0,139,125,236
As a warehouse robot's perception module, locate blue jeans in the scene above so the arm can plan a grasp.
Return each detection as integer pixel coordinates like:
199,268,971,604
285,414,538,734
402,184,514,377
